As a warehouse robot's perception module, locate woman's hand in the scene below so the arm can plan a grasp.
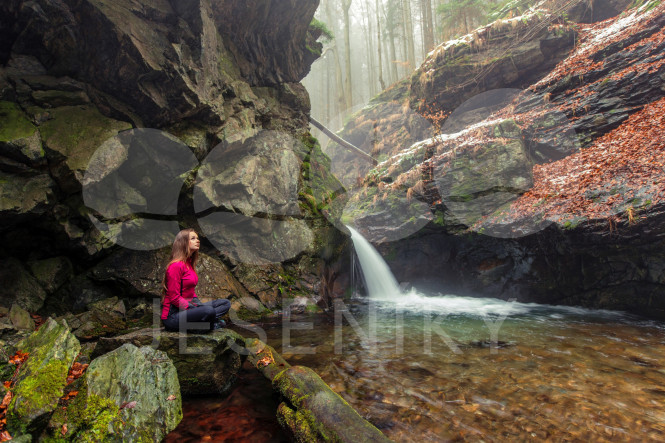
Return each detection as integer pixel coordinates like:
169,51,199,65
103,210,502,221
188,298,202,309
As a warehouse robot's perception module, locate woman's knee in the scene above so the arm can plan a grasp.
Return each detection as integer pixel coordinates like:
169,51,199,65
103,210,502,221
213,299,231,315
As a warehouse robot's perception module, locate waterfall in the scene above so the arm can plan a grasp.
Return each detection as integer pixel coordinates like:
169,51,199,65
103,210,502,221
346,226,402,300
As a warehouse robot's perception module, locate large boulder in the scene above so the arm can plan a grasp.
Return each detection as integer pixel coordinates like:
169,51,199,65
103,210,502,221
409,9,577,118
46,343,182,441
6,318,80,436
93,328,247,396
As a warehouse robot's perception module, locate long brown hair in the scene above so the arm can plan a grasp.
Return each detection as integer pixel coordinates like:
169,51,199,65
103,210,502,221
160,228,200,302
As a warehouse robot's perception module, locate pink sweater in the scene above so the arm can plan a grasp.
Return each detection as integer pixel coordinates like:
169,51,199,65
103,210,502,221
161,260,199,320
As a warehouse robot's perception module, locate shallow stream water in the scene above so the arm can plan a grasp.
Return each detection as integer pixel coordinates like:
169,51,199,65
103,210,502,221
253,292,665,442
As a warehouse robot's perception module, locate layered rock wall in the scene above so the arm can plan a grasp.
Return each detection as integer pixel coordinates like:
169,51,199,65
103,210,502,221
0,0,345,320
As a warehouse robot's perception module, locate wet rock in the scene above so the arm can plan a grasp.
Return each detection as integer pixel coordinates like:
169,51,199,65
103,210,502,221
212,1,320,86
71,296,127,340
195,130,304,217
93,328,246,396
273,365,392,443
9,304,34,331
89,249,247,303
88,297,126,317
0,101,45,167
232,296,270,318
0,170,57,228
410,11,577,123
0,0,340,323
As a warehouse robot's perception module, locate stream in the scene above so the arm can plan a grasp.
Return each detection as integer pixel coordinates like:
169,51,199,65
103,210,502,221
260,295,665,441
172,225,665,441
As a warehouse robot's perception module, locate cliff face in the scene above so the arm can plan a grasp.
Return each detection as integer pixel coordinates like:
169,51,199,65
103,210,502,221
334,0,665,317
0,0,320,127
0,0,346,323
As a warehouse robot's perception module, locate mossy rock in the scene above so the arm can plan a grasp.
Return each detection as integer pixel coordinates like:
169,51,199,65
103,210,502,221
46,344,182,442
0,101,37,143
273,366,392,443
0,170,57,219
39,105,131,192
6,318,80,437
92,328,247,396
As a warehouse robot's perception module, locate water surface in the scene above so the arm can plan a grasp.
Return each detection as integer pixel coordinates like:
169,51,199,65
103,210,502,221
254,293,665,441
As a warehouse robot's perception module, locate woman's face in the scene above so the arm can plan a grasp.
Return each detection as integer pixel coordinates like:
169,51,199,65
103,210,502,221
188,232,200,253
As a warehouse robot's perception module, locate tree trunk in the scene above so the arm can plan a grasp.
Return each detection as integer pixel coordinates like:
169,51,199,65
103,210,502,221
325,0,346,117
376,0,386,90
421,0,434,54
387,0,399,82
342,0,354,111
402,0,416,71
362,0,376,98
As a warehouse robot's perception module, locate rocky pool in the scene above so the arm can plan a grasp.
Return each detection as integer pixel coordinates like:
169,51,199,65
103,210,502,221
254,293,665,441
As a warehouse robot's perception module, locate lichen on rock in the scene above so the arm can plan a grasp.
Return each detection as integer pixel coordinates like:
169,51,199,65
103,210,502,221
6,317,80,437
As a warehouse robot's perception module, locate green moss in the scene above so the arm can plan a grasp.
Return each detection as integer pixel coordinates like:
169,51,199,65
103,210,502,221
299,133,344,216
304,304,320,314
631,0,661,11
233,305,271,321
433,210,445,227
54,381,126,442
309,19,334,43
0,101,37,142
7,359,69,434
561,217,584,230
39,106,132,172
76,394,126,442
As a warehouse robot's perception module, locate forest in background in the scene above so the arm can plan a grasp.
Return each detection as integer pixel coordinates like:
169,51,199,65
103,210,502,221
304,0,534,131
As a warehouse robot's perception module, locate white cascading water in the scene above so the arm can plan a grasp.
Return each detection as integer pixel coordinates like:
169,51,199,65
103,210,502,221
345,226,624,317
346,225,402,300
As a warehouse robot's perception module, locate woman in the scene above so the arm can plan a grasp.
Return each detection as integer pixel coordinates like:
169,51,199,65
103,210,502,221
161,228,231,332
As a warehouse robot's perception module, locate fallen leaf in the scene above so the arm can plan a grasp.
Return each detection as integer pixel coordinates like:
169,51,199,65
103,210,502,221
61,424,67,436
62,391,79,401
119,401,137,410
167,395,176,401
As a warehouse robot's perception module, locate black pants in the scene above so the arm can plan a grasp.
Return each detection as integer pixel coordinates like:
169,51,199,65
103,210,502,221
162,299,231,332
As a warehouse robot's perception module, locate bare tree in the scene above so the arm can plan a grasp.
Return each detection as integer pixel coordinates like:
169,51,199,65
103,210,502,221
342,0,354,111
376,0,386,90
402,0,416,71
421,0,435,54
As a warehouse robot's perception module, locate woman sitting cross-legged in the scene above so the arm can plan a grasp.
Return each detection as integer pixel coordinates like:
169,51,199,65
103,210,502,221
160,228,231,332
